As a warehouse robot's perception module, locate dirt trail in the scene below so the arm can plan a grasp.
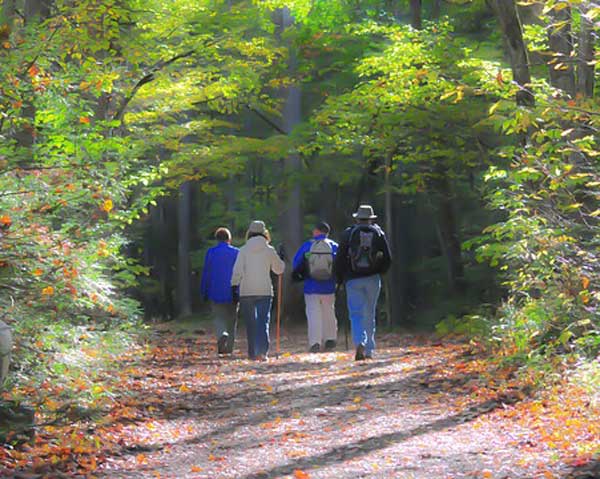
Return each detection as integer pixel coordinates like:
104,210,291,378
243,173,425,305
97,329,581,479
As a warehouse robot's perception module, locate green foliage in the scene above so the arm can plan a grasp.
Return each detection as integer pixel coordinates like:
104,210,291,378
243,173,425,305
473,82,600,360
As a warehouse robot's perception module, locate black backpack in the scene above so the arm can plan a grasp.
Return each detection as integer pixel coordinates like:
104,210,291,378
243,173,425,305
348,225,383,275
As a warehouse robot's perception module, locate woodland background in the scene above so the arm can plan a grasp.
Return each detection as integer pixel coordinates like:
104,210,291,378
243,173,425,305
0,0,599,438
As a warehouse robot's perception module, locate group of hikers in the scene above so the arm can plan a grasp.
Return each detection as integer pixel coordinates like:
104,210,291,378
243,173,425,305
200,204,392,361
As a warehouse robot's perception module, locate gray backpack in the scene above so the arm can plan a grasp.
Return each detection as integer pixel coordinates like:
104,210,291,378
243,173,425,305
307,239,334,281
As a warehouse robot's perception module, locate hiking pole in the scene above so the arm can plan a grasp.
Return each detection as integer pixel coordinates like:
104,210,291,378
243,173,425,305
275,273,283,359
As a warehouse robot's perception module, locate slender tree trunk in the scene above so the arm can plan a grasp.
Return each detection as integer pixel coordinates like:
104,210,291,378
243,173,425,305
435,175,465,294
432,0,441,20
24,0,51,20
410,0,422,29
177,182,192,317
494,0,535,107
276,7,303,320
577,4,595,98
548,6,575,96
2,0,15,24
383,153,394,327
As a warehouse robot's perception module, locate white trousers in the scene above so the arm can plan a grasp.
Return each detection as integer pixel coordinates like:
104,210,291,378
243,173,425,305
305,294,337,346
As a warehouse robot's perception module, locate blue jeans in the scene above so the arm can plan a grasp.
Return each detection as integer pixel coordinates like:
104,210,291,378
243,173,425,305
240,296,272,359
345,275,381,356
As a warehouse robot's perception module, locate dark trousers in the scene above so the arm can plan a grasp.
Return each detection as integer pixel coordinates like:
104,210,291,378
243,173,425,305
240,296,272,359
211,303,238,352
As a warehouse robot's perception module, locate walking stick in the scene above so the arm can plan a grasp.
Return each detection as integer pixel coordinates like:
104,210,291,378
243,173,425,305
275,273,283,359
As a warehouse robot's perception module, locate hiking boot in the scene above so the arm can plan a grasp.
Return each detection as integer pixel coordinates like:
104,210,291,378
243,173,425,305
309,343,320,353
217,334,229,355
355,344,366,361
324,340,336,352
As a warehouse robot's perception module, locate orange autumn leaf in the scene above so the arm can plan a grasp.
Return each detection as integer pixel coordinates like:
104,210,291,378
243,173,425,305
28,64,40,77
79,116,91,124
581,276,590,290
32,268,43,276
190,466,203,473
294,470,310,479
0,215,11,226
496,70,504,85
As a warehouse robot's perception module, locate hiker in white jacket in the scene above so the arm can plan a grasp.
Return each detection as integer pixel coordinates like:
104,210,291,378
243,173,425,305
231,221,285,360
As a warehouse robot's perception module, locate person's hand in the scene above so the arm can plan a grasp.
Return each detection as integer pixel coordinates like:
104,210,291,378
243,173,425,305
277,243,286,261
292,270,304,282
231,286,240,305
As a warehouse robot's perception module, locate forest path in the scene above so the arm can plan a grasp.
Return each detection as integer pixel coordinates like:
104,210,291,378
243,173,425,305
97,328,579,479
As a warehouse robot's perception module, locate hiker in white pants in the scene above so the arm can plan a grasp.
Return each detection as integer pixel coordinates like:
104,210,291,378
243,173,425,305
292,222,339,353
304,294,337,351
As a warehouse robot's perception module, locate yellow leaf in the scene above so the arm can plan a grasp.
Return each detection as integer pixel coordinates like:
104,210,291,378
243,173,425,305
353,396,362,403
489,101,501,115
190,466,203,472
42,286,54,296
179,384,191,393
102,199,113,212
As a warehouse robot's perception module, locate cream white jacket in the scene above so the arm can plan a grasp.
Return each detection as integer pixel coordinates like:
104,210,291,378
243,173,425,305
231,236,285,297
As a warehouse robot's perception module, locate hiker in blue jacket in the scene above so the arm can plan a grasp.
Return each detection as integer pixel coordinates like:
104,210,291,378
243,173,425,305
201,227,240,355
292,221,339,353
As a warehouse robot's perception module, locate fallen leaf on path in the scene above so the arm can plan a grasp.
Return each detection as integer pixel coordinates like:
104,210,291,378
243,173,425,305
294,469,310,479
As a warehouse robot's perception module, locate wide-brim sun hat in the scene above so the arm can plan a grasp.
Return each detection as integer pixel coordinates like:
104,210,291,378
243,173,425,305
352,204,378,220
247,220,267,235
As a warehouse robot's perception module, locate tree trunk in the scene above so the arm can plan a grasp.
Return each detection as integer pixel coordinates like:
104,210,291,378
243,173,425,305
432,0,442,20
24,0,51,20
276,7,303,320
410,0,422,29
177,182,193,317
0,320,11,389
435,175,465,295
383,153,394,327
547,6,575,96
577,4,595,98
2,0,15,24
494,0,535,107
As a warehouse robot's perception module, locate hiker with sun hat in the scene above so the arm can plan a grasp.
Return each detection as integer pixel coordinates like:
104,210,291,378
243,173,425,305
231,220,285,361
335,205,392,361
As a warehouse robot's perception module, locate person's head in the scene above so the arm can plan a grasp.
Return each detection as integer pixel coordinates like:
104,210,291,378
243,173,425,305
215,227,232,243
245,220,271,243
352,204,377,225
313,221,331,238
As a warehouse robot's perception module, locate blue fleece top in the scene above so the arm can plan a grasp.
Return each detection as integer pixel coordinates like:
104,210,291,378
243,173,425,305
293,234,339,295
200,242,240,303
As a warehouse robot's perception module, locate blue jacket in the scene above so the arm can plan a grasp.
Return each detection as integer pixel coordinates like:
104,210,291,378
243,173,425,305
200,242,239,303
293,235,339,295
